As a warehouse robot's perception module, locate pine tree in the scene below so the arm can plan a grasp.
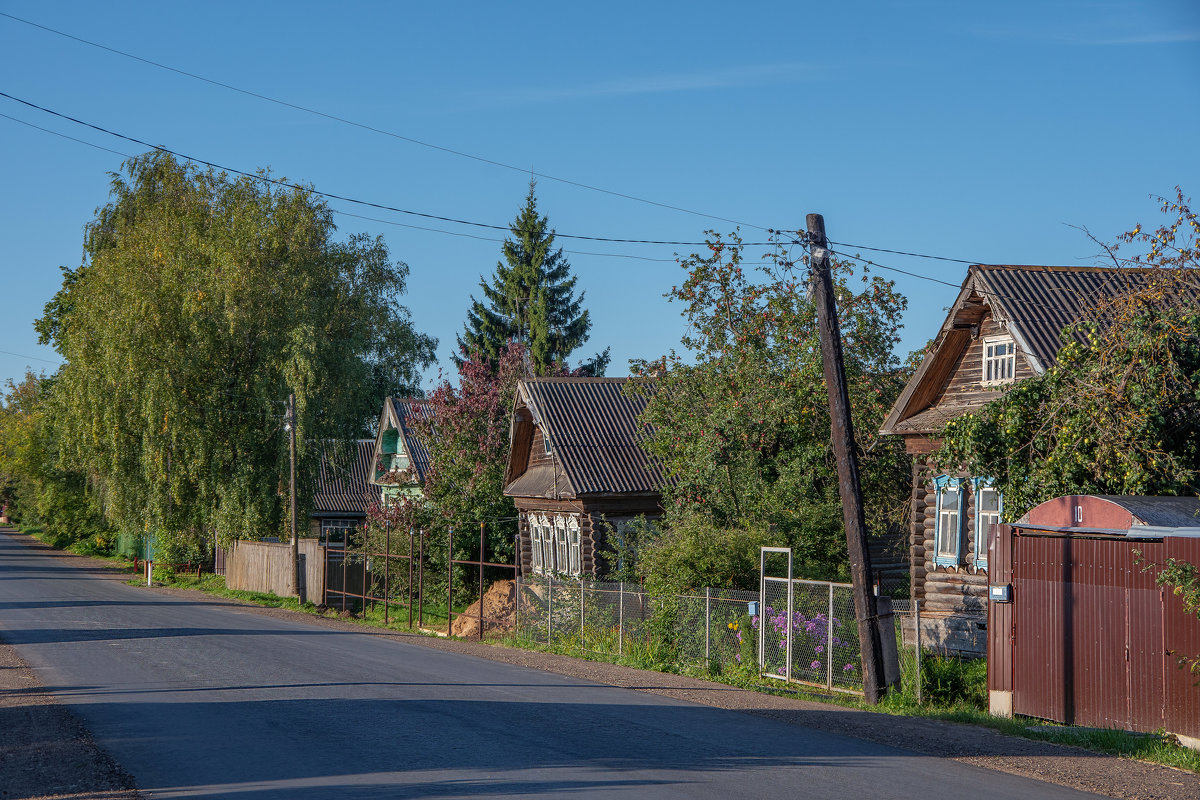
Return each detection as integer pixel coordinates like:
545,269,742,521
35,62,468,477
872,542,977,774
457,182,608,375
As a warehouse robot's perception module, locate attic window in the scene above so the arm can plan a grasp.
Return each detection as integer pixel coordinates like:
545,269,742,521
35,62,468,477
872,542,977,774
982,336,1015,385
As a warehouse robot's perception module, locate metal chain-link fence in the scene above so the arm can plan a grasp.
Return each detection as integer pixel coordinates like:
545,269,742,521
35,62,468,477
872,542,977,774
516,576,920,695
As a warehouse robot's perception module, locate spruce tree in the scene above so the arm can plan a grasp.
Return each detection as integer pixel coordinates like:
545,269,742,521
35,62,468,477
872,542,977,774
457,182,608,375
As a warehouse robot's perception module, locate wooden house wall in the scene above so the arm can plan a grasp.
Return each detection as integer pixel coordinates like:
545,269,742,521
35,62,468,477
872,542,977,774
911,455,989,655
514,495,661,578
932,314,1035,410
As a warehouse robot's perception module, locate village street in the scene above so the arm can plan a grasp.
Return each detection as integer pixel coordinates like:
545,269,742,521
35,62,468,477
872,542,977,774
1,530,1170,800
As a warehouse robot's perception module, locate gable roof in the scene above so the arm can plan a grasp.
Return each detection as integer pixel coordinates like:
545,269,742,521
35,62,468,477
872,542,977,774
881,265,1200,436
312,439,376,515
372,397,433,485
504,377,665,499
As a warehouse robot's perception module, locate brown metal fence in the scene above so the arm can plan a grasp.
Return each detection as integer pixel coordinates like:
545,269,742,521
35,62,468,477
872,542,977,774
990,526,1200,740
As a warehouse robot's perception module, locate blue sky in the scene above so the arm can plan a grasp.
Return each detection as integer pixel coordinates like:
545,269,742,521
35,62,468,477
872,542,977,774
2,1,1198,392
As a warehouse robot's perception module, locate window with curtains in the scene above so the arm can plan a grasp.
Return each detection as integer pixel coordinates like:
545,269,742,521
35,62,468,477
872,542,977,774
972,479,1001,569
934,476,965,567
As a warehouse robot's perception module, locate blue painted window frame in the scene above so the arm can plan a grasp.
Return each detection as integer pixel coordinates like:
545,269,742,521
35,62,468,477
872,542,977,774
933,475,966,568
971,477,1002,570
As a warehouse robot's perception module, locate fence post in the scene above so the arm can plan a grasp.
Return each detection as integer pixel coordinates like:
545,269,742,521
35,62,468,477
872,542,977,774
915,597,922,705
408,529,414,629
547,572,554,643
384,521,391,626
418,529,424,628
618,581,625,657
827,583,835,691
447,527,454,635
705,587,712,663
579,579,586,648
341,543,347,613
785,571,793,683
478,521,485,641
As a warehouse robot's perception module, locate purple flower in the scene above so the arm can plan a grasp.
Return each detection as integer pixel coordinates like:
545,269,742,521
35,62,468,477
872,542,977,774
810,660,821,669
815,645,824,654
735,630,742,643
735,653,742,663
843,663,855,672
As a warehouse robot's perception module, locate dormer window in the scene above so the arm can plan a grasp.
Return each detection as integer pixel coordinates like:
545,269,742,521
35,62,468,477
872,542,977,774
982,336,1015,385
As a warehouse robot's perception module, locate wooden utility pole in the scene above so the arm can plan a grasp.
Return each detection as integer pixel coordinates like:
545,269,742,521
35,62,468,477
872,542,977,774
806,213,887,704
287,392,300,600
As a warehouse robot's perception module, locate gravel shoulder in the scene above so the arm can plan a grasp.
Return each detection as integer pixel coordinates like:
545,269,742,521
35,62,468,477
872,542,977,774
2,531,1197,800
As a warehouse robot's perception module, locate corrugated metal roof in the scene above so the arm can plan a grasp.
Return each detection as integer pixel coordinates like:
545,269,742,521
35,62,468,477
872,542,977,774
881,265,1200,436
312,439,376,515
518,377,665,496
390,398,433,483
974,266,1189,370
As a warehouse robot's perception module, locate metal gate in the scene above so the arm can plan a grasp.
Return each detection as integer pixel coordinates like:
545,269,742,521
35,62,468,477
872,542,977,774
759,547,862,692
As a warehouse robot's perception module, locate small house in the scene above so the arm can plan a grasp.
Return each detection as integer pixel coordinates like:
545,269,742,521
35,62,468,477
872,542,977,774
369,397,433,506
879,265,1195,655
310,439,377,546
503,377,665,578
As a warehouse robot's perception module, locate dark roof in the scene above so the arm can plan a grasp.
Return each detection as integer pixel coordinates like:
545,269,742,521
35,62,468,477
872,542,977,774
389,397,433,483
881,265,1200,436
972,265,1182,371
505,377,665,497
312,439,376,516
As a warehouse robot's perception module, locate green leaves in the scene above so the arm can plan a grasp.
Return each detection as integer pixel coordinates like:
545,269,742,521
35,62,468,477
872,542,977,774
38,151,435,556
938,199,1200,520
631,232,912,588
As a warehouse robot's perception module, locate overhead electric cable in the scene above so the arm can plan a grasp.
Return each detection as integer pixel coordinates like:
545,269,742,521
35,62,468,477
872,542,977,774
0,348,61,364
0,91,773,248
0,10,769,231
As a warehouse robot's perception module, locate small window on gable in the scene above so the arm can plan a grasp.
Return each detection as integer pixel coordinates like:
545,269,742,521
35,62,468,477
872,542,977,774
934,476,965,568
972,479,1001,570
982,336,1016,385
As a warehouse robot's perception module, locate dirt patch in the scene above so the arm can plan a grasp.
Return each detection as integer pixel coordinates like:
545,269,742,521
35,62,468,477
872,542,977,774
450,579,518,638
0,643,140,800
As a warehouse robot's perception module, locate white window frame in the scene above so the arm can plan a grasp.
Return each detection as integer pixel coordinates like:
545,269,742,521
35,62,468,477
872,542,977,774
528,515,544,572
972,478,1002,570
566,516,581,576
528,512,583,576
982,336,1016,385
933,476,965,568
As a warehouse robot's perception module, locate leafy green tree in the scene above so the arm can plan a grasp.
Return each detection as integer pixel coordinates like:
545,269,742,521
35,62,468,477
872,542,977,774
630,232,913,591
38,151,436,558
0,371,113,552
457,181,608,374
937,192,1200,518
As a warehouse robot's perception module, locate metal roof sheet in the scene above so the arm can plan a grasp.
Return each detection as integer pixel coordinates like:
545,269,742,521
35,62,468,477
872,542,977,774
312,439,376,515
973,266,1189,370
518,377,666,496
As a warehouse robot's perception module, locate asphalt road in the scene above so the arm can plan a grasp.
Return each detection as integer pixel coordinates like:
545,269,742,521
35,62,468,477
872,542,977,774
0,531,1105,800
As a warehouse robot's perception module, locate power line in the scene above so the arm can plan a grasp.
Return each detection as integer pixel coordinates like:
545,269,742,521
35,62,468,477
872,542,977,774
827,239,977,265
0,91,776,248
0,348,61,364
0,10,770,231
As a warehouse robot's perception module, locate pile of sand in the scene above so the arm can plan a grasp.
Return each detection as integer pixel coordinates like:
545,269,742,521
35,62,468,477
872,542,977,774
451,579,518,638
